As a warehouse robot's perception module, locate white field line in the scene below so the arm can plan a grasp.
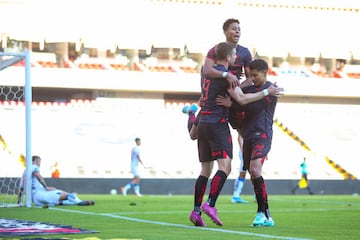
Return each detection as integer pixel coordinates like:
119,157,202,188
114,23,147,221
50,207,312,240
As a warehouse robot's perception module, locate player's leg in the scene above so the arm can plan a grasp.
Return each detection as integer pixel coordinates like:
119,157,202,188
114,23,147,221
65,192,82,204
232,145,248,203
230,117,248,203
60,191,80,204
132,175,142,197
303,174,314,194
250,158,268,226
189,122,199,140
120,182,132,196
205,123,232,202
33,189,93,207
189,123,211,227
190,161,212,227
34,190,64,207
121,165,138,196
132,166,142,196
201,123,232,226
291,180,300,194
201,158,229,226
59,191,95,206
232,174,248,203
33,191,52,207
182,103,199,139
246,139,274,227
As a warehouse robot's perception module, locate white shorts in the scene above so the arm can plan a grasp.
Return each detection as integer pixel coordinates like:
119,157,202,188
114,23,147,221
33,189,62,206
131,165,140,177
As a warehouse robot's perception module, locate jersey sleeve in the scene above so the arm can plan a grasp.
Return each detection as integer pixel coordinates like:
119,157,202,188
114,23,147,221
206,46,216,61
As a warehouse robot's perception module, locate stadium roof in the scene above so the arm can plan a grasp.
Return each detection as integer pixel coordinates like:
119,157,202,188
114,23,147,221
1,0,359,58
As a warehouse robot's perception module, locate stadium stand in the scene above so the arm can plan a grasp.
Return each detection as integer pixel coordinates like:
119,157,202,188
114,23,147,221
7,50,360,78
1,98,358,180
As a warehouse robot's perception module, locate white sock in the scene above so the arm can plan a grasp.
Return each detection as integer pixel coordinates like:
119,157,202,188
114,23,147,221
67,193,81,204
133,183,141,194
61,200,76,205
124,183,132,193
233,177,244,197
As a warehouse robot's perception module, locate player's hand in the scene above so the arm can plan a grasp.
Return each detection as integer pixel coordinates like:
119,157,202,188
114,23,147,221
216,95,232,108
267,84,284,97
17,190,23,204
226,73,239,89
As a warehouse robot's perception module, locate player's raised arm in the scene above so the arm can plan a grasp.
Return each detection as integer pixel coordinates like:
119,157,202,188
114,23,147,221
203,56,238,89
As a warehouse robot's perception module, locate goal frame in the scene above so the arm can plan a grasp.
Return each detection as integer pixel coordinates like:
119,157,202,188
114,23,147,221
0,51,32,207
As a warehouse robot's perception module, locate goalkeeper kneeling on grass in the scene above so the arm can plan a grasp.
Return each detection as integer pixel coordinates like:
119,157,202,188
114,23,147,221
18,155,94,207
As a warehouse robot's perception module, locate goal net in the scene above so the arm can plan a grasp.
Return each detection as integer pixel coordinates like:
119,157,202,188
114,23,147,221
0,51,32,207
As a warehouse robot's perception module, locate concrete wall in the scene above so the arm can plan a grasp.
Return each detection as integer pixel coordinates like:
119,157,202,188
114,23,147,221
43,178,360,195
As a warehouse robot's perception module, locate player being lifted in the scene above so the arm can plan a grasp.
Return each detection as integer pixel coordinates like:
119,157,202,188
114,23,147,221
185,18,254,204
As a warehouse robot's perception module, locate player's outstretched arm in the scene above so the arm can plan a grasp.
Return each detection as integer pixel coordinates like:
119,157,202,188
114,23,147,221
228,86,265,105
228,84,284,105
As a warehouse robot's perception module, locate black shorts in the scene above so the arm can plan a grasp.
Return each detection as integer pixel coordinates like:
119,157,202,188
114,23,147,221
229,109,245,133
243,137,272,171
197,122,233,162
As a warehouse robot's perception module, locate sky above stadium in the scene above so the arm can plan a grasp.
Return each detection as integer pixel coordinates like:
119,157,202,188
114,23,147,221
1,0,359,58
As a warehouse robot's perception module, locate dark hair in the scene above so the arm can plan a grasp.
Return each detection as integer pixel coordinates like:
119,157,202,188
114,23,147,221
215,42,234,61
223,18,240,31
32,155,41,162
249,59,268,72
135,137,140,142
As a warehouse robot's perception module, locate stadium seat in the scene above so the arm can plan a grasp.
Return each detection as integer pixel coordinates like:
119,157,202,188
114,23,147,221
37,61,59,68
179,66,199,73
110,63,130,71
347,72,360,79
148,65,176,72
78,63,106,70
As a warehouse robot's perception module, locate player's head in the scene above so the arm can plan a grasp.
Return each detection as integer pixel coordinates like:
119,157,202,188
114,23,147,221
223,18,241,44
32,155,41,166
135,137,141,145
249,59,268,87
215,42,236,66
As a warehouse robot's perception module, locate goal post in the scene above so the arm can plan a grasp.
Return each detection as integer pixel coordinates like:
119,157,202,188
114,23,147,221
0,51,32,207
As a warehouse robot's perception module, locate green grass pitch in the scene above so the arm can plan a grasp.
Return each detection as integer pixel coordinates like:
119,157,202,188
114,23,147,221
1,194,359,239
